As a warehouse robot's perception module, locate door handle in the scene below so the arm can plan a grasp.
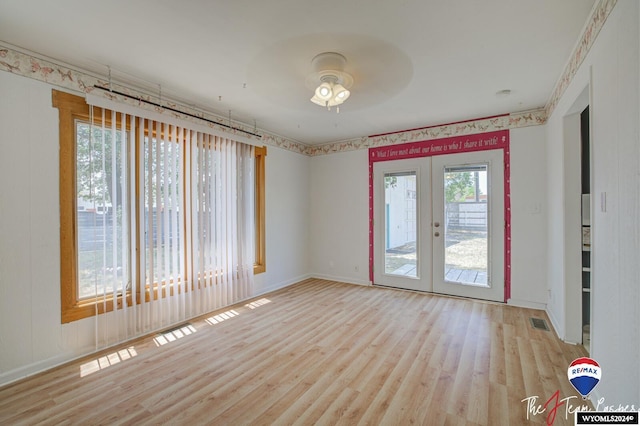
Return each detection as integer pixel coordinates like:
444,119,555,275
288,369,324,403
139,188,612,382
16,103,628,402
434,222,440,228
434,232,440,237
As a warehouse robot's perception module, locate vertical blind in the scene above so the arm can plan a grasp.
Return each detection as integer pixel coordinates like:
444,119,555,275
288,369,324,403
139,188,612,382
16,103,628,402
83,99,254,348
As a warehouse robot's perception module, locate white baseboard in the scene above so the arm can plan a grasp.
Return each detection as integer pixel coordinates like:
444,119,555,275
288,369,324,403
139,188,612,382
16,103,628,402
546,305,564,340
254,273,313,296
588,388,604,409
253,273,313,297
507,298,547,310
0,350,86,388
309,273,371,287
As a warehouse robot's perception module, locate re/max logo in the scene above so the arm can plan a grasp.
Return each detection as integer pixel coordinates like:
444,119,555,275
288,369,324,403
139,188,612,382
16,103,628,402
571,367,599,375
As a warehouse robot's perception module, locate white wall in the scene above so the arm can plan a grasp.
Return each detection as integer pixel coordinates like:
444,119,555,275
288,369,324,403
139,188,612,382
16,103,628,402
0,71,311,386
0,71,66,383
309,149,370,285
509,126,548,309
546,0,640,405
254,146,311,294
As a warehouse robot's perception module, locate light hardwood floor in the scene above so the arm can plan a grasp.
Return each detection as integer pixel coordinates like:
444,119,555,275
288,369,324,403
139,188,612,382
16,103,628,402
0,279,589,425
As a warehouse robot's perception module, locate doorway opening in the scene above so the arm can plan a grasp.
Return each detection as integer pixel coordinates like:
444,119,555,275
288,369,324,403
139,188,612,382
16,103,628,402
580,105,591,353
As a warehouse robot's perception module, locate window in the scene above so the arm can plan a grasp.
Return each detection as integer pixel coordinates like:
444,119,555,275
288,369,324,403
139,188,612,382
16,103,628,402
54,90,266,323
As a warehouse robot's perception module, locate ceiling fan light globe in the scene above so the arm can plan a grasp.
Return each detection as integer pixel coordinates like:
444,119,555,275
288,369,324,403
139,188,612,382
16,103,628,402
315,82,333,101
310,94,327,106
332,84,350,102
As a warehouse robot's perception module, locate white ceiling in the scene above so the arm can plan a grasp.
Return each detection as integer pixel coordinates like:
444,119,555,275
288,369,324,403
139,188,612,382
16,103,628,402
0,0,595,146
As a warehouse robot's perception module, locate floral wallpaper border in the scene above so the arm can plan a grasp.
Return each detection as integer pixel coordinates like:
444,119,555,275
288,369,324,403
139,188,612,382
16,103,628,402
0,0,615,157
307,110,546,156
544,0,616,117
0,43,313,155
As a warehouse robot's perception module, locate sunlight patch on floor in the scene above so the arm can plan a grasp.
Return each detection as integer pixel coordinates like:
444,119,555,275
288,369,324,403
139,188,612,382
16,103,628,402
245,298,271,309
80,347,138,377
205,309,239,325
154,324,197,347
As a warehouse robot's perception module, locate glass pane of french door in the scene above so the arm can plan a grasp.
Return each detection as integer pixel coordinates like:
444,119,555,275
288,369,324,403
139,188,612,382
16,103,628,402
443,165,489,286
384,172,417,277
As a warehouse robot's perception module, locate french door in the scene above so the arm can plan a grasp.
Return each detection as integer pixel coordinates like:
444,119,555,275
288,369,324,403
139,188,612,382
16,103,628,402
373,158,431,292
373,150,504,302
